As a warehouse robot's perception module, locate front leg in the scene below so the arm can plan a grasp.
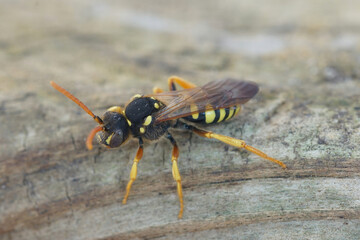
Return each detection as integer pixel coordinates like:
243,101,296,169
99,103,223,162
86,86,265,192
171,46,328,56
122,138,144,204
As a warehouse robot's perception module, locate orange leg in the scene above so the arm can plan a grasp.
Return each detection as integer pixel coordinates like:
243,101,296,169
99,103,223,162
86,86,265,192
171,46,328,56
153,87,164,93
167,132,184,218
168,76,197,91
191,128,286,169
122,139,144,204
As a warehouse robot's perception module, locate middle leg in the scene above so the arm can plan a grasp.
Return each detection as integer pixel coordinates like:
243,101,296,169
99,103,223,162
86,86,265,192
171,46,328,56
166,131,184,219
153,87,164,93
153,76,197,93
168,76,197,91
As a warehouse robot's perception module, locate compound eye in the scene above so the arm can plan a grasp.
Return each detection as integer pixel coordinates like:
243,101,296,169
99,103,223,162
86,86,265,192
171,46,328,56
108,131,124,148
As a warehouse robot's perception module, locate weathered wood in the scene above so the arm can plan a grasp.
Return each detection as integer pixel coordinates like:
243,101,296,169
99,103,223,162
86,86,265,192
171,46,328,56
1,0,360,239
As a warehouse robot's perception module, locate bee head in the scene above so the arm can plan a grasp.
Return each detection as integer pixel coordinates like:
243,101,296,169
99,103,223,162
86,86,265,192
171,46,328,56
50,81,131,150
98,108,130,148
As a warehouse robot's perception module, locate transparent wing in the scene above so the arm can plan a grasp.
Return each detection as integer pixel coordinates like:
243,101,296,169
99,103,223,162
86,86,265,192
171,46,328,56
146,79,259,123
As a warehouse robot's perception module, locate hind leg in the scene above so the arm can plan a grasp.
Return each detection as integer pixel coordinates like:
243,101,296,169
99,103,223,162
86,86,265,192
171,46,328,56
177,122,286,169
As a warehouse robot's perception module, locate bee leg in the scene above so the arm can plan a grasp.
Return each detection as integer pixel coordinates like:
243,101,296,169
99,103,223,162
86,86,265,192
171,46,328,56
168,76,197,91
122,138,144,204
180,123,286,169
153,87,164,93
166,132,184,219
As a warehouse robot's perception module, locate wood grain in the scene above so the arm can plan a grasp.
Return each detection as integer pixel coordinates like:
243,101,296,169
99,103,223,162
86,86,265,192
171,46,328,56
1,0,360,239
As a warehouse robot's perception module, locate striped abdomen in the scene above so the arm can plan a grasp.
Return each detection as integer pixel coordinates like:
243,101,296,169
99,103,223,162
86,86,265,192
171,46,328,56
183,105,241,124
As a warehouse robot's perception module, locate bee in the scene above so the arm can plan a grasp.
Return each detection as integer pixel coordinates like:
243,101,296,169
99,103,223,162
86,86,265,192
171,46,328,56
50,76,286,219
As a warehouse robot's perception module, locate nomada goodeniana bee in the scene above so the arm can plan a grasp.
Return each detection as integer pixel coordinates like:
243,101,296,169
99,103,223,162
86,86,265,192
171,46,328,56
50,76,286,219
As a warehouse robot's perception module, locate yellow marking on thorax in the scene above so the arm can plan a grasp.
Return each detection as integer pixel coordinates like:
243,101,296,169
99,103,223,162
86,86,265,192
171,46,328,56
107,106,123,114
154,102,160,109
190,104,199,120
126,119,132,126
130,94,142,101
225,107,235,121
205,108,216,123
218,108,226,122
139,127,145,134
144,116,152,126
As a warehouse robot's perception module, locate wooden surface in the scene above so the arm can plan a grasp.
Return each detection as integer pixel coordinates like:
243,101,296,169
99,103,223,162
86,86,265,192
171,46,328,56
1,0,360,239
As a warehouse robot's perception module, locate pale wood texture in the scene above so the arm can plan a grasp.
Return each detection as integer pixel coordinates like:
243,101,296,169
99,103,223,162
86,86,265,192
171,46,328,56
1,1,360,239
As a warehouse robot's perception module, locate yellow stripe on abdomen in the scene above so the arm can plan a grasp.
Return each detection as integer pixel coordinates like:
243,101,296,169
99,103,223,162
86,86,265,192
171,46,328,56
183,105,241,124
190,104,199,120
234,105,241,116
220,105,241,123
217,108,226,123
205,108,216,123
225,107,235,121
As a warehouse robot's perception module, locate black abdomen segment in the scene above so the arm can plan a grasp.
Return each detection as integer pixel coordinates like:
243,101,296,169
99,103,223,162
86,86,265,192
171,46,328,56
183,105,241,124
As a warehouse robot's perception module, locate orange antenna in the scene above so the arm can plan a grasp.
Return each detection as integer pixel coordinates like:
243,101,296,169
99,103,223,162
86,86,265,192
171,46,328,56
86,126,103,150
50,81,103,125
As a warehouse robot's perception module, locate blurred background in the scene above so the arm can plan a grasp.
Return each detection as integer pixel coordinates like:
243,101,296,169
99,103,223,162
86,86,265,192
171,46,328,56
1,1,360,239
